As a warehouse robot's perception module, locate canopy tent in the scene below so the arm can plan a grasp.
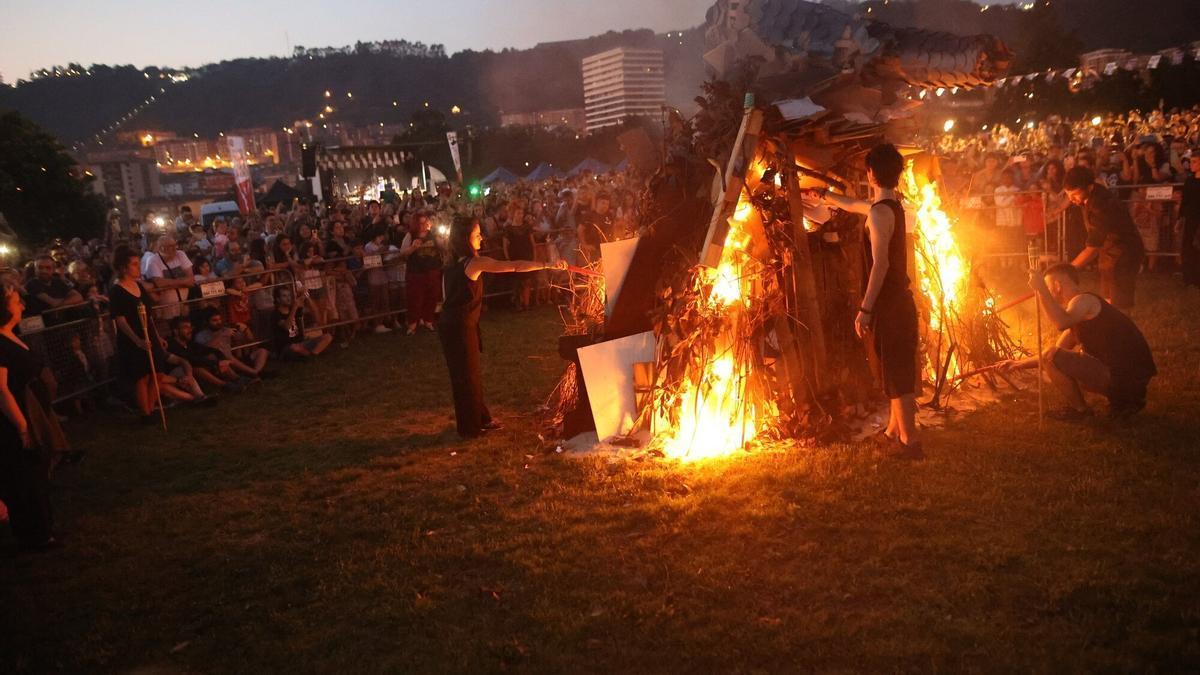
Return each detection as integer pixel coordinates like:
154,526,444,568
524,162,562,182
481,167,521,184
567,158,611,177
260,179,305,206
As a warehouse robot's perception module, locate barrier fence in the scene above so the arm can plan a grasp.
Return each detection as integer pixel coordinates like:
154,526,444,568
20,241,579,408
950,183,1185,265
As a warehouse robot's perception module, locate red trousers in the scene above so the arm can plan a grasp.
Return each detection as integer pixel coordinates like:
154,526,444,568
405,269,442,325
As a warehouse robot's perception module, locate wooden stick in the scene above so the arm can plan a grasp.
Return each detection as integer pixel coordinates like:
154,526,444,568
995,291,1035,315
137,303,168,432
1035,291,1044,428
565,265,604,278
951,362,1004,383
1029,244,1044,428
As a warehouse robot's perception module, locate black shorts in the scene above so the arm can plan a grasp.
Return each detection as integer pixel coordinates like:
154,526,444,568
1108,376,1151,414
871,291,919,398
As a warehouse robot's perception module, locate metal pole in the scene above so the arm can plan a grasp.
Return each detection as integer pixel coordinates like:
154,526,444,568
137,303,168,432
1029,242,1044,428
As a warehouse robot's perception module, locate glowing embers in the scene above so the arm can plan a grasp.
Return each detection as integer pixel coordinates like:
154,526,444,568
658,193,765,462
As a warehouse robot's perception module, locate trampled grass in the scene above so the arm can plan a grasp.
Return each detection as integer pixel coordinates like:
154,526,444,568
2,274,1199,673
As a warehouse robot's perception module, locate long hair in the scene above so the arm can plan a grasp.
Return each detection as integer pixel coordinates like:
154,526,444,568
0,282,18,327
448,215,478,260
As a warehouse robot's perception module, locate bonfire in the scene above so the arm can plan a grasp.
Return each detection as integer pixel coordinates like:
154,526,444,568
546,0,1022,461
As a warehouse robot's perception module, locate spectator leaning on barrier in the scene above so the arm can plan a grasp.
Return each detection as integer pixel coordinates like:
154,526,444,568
24,255,83,320
143,235,194,321
400,211,443,334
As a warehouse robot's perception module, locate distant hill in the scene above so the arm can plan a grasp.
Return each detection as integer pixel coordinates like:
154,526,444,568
0,29,706,146
2,0,1197,146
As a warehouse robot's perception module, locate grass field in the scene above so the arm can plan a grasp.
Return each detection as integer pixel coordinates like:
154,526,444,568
2,273,1199,673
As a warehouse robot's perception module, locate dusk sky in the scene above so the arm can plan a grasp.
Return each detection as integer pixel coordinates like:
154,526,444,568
0,0,1018,82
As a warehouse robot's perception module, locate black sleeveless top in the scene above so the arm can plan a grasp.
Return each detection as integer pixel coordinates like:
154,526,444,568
865,199,912,301
440,256,483,325
1073,293,1157,383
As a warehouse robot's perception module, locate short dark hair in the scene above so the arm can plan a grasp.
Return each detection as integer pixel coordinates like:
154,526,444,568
169,316,191,331
113,246,139,278
1064,167,1095,190
865,143,904,189
1044,262,1080,285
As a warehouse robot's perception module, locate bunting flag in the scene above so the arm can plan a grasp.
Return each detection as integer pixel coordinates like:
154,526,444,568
319,147,415,174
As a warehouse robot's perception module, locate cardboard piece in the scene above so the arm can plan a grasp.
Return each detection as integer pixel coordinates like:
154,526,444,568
601,237,641,319
577,331,657,442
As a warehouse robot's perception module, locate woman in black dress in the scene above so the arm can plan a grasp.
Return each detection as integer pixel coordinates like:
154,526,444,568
439,216,566,438
109,248,198,420
0,281,64,550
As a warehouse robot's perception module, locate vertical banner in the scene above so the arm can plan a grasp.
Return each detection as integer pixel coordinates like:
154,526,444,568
446,131,463,183
227,136,255,215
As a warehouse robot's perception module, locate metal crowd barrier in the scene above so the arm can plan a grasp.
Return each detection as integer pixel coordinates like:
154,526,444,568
20,242,581,409
953,189,1055,261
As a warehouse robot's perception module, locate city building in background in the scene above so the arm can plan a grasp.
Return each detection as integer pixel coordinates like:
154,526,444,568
582,47,665,133
81,149,162,218
500,108,587,133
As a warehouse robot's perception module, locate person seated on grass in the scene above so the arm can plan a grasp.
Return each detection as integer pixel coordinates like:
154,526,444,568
167,316,245,393
271,287,333,361
194,309,272,380
999,263,1156,419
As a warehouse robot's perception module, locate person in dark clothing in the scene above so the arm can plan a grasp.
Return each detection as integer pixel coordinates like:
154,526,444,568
109,248,200,421
24,254,83,321
805,143,922,459
1179,152,1200,287
399,211,444,334
1066,167,1145,309
167,316,240,391
0,282,65,551
438,215,567,439
1000,263,1156,419
502,208,537,311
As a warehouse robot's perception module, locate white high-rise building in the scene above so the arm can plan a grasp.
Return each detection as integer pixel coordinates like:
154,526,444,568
582,47,665,133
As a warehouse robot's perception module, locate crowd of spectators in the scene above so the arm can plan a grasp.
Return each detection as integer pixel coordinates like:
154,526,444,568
928,106,1200,262
0,169,640,423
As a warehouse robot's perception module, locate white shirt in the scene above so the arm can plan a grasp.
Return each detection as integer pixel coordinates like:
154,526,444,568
144,250,194,317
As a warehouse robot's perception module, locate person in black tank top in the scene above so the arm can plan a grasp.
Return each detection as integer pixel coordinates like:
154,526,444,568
1000,263,1156,418
438,216,567,438
806,144,923,459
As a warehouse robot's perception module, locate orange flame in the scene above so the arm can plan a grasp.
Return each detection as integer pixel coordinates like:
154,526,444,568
903,164,967,379
660,193,765,462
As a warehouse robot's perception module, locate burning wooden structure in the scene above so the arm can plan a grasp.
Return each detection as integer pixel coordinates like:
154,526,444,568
549,0,1021,461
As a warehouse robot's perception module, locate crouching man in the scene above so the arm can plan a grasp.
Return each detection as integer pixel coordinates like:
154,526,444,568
999,263,1156,419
